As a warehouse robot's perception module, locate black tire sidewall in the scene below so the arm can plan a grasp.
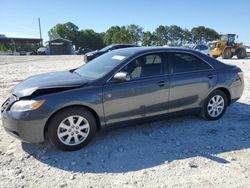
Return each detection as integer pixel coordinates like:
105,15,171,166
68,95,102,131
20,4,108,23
47,107,97,151
237,48,246,59
222,48,232,59
203,90,228,121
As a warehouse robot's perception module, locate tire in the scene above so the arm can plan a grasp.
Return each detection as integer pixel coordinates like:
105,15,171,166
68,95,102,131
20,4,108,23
222,47,233,59
236,48,247,59
47,107,97,151
202,90,228,121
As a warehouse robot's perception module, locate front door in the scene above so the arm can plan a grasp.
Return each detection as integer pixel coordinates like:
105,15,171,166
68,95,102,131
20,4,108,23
103,53,170,124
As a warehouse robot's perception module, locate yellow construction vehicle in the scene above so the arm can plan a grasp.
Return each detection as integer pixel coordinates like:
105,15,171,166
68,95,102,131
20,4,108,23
209,34,247,59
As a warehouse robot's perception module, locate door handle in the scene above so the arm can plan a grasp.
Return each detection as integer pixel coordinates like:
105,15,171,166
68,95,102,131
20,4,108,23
157,81,166,87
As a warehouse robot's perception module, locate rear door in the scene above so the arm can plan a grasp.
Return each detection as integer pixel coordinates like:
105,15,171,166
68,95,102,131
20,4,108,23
102,53,170,124
167,52,217,113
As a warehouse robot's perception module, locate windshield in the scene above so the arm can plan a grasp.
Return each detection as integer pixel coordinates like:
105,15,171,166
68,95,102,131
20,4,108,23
74,51,129,80
99,45,113,52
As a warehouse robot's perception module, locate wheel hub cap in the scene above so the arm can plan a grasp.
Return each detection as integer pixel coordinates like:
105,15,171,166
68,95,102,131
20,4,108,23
207,95,225,118
57,115,90,146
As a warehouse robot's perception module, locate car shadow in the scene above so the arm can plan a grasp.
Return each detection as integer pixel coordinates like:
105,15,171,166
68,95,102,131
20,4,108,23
22,101,250,173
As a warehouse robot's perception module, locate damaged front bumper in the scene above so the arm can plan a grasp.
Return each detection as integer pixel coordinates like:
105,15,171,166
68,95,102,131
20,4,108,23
1,95,47,143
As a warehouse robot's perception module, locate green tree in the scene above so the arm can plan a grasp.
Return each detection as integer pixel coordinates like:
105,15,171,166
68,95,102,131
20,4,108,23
48,22,221,49
168,25,184,46
191,26,219,43
103,26,121,45
0,43,8,51
112,27,133,44
48,22,104,50
127,24,143,44
48,22,79,45
142,31,155,46
77,29,104,50
204,28,219,42
191,26,204,43
153,25,169,46
182,29,192,44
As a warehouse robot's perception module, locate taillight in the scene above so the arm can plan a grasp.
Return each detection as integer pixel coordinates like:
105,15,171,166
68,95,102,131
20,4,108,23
237,71,244,81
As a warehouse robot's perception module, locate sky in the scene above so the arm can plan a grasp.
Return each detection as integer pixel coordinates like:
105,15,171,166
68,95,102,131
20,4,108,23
0,0,250,45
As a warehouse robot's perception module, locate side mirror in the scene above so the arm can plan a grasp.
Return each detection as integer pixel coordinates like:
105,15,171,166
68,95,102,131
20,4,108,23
113,72,131,82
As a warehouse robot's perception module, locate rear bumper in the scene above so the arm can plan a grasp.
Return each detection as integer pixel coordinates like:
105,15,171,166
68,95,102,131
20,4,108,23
229,80,244,104
1,110,46,143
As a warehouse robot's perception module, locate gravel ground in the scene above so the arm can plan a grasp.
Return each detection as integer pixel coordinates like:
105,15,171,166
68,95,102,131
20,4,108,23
0,55,249,188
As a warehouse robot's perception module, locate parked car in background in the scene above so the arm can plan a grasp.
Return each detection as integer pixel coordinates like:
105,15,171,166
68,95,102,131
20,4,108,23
76,47,92,55
27,50,38,55
37,47,50,55
183,44,210,55
245,46,250,57
84,44,139,62
1,47,244,151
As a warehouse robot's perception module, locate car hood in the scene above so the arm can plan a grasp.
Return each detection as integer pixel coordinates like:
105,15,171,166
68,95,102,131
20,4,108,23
13,71,88,98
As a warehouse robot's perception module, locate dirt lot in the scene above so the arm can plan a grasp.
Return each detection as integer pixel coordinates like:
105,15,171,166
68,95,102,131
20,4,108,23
0,55,249,188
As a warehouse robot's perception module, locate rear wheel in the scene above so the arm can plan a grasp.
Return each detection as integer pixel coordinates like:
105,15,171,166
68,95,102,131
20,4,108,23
236,48,247,59
222,47,233,59
202,90,228,120
47,107,97,151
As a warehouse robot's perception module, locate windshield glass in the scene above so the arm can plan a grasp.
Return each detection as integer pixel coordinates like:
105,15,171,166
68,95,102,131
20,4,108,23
74,51,129,80
99,45,113,52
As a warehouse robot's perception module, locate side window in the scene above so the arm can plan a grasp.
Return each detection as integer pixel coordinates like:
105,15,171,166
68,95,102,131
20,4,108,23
121,54,163,79
168,53,212,74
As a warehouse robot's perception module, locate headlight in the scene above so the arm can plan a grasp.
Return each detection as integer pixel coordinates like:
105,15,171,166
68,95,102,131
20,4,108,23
10,100,45,112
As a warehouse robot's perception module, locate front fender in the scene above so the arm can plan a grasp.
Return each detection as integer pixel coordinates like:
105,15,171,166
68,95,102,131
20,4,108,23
35,85,105,130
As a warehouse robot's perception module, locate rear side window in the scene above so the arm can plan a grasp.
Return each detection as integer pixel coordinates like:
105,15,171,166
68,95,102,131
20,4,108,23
168,53,212,74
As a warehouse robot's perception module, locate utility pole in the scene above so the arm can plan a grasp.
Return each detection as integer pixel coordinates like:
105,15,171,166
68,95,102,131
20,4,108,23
38,18,43,46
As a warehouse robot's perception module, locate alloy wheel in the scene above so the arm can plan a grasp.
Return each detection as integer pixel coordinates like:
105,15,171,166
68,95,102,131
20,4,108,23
207,95,225,118
57,115,90,146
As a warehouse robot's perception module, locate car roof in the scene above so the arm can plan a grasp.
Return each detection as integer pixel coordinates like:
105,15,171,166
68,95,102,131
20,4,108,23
113,46,198,55
111,44,139,47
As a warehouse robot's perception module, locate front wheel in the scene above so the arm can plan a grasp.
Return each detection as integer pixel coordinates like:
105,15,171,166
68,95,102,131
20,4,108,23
47,107,97,151
222,47,233,59
202,90,228,120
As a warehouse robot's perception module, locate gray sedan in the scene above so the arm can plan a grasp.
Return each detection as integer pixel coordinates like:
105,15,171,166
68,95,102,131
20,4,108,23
1,47,244,151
